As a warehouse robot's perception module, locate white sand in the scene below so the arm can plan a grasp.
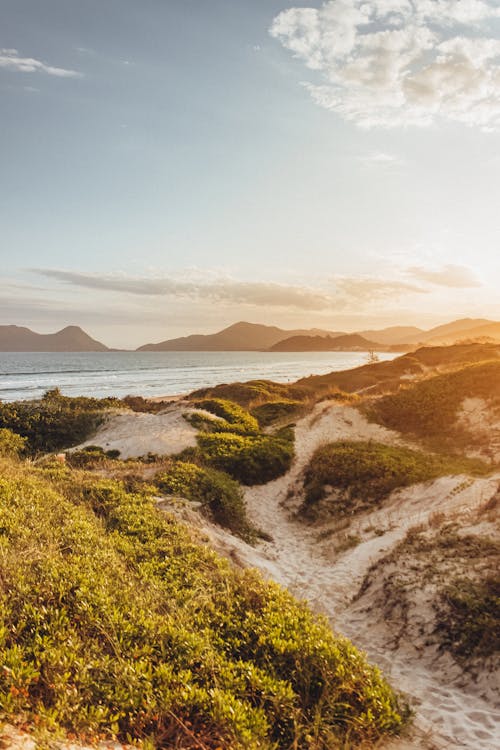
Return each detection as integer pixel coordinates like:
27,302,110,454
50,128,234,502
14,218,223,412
75,402,204,459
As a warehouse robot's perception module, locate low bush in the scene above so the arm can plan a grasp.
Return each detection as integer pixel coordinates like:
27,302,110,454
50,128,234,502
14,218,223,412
0,455,407,748
191,380,313,409
0,428,27,458
436,574,500,659
197,429,295,485
301,441,487,518
191,398,259,435
66,446,121,469
0,388,126,453
155,461,253,540
251,400,303,427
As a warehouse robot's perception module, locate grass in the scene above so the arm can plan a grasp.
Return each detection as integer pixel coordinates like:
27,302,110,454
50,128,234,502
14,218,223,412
0,450,408,748
0,428,27,457
367,360,500,449
300,441,488,519
392,524,500,663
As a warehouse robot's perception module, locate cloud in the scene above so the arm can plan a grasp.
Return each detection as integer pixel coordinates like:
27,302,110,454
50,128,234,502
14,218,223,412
270,1,500,128
0,48,81,78
333,276,427,300
32,268,429,313
33,269,336,311
406,263,481,287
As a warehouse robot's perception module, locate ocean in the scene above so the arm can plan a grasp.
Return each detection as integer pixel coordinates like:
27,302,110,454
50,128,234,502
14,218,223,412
0,351,397,402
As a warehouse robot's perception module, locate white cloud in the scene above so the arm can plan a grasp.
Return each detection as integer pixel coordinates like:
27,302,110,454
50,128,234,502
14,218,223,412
406,263,481,287
333,276,426,300
0,48,81,78
270,1,500,128
32,268,428,313
33,269,336,311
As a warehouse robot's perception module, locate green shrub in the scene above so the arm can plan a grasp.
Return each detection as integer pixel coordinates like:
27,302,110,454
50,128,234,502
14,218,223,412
190,398,259,435
197,430,295,485
435,575,500,659
251,400,303,427
301,441,487,518
0,389,126,454
191,380,313,409
0,428,27,458
0,456,407,747
155,461,253,540
66,446,121,469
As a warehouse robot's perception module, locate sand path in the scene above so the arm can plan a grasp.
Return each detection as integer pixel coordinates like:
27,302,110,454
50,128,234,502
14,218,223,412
242,401,500,750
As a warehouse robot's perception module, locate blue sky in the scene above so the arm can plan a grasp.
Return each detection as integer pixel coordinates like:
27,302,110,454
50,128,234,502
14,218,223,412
2,0,500,347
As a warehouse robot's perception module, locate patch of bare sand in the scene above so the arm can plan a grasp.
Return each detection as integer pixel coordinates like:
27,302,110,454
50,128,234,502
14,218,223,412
75,402,207,459
457,396,500,462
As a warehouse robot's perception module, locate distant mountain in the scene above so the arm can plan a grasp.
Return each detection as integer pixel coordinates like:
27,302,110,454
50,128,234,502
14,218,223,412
269,333,382,352
423,321,500,346
357,326,424,346
137,321,343,351
416,318,496,345
358,320,497,347
0,325,109,352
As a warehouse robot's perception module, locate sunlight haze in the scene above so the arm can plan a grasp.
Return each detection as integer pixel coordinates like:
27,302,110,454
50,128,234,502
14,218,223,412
2,0,500,347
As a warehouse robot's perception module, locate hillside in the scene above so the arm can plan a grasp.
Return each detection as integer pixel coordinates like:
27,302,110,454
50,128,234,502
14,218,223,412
137,321,342,351
269,333,383,352
0,325,109,352
418,317,494,343
0,396,407,749
424,321,500,346
357,325,424,345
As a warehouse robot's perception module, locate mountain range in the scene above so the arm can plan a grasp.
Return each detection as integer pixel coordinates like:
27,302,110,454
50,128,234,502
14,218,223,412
2,318,500,352
0,325,109,352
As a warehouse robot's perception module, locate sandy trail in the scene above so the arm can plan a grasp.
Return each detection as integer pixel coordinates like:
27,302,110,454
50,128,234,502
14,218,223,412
241,401,500,750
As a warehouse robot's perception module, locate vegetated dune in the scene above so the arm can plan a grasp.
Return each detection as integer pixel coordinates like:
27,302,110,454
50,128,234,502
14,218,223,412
368,359,500,461
235,399,500,750
0,430,407,750
2,343,500,749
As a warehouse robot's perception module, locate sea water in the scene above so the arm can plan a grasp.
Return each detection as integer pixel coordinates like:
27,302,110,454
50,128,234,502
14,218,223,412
0,351,397,402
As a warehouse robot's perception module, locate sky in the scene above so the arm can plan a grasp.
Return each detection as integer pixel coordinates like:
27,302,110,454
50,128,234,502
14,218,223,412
2,0,500,348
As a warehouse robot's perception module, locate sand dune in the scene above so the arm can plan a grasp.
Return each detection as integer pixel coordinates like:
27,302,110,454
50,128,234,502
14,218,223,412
76,397,500,749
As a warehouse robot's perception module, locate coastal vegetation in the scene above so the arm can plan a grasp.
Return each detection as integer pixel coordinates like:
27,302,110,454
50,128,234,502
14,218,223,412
0,445,407,748
367,360,500,449
184,398,296,485
360,525,500,664
300,441,488,519
0,388,125,453
155,461,254,540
